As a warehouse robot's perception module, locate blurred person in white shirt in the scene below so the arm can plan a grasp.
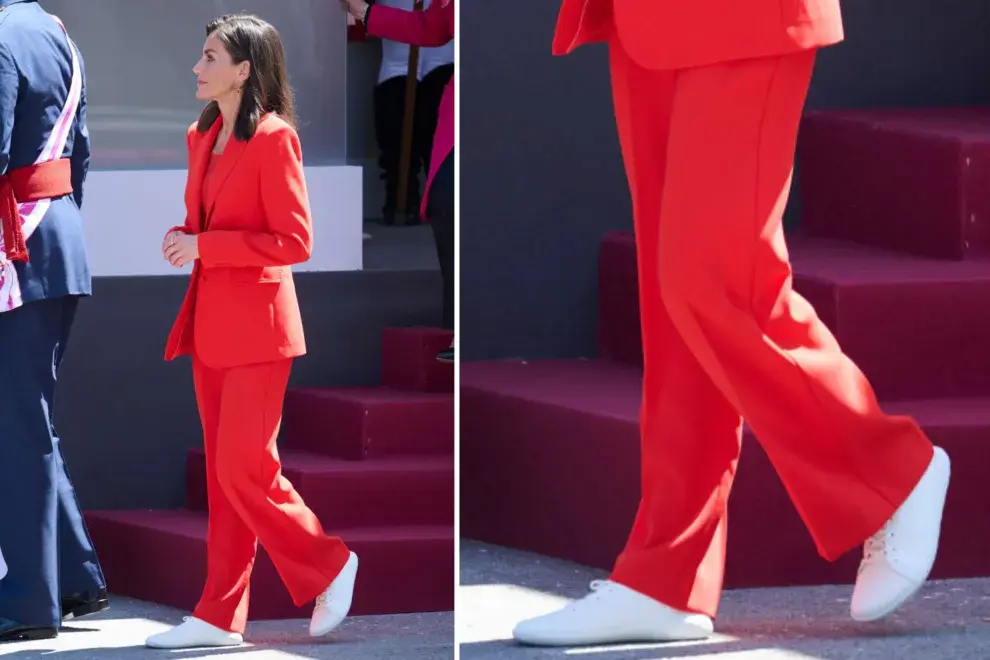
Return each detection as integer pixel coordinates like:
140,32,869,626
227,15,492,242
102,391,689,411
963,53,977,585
373,0,454,226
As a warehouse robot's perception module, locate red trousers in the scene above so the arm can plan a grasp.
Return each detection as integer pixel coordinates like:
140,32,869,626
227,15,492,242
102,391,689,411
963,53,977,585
190,356,351,633
605,41,935,618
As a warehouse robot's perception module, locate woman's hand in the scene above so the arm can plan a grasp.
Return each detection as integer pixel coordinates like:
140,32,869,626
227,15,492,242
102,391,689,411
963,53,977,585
162,230,183,257
340,0,370,21
163,232,199,268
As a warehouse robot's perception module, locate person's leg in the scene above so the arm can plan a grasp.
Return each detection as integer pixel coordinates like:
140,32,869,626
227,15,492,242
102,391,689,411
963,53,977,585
374,76,407,225
415,64,454,175
190,358,257,634
0,299,68,640
145,358,251,649
212,360,352,613
51,297,107,618
428,153,455,336
657,47,945,623
604,43,744,618
513,39,740,648
657,48,936,566
515,43,948,649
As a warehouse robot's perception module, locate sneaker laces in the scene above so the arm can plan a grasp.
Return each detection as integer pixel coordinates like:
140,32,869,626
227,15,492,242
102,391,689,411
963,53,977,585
582,580,610,602
860,522,895,572
560,579,609,612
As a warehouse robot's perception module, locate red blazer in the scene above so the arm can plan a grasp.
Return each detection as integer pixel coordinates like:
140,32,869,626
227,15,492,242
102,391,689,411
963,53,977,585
366,0,454,220
553,0,844,70
164,114,312,369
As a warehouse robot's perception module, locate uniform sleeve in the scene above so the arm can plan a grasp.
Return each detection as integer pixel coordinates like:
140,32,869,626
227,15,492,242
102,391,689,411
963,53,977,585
69,48,90,209
366,1,453,47
197,127,313,267
0,43,17,177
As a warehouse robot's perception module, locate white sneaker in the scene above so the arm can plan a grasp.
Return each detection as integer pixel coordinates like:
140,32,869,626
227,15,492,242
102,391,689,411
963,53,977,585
145,616,243,649
309,552,359,637
512,580,714,647
851,446,951,622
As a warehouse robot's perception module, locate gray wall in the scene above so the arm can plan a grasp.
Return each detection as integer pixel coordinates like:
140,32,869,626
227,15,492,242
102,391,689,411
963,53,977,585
49,0,350,168
460,1,990,362
51,0,391,215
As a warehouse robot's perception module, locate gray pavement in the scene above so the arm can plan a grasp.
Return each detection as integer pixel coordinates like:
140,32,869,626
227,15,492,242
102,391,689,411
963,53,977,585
459,540,990,659
0,597,453,659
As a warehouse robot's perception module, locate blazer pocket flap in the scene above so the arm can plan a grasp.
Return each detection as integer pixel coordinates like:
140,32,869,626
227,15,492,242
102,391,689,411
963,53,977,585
230,266,283,284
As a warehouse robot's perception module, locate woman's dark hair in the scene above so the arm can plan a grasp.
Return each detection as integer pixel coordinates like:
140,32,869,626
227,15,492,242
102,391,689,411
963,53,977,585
196,14,296,140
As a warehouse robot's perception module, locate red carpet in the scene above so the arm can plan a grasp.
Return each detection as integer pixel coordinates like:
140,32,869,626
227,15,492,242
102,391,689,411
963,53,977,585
462,107,990,588
600,231,990,400
799,107,990,259
87,326,454,618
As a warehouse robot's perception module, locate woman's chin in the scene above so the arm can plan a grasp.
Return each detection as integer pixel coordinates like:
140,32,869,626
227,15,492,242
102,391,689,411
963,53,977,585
195,87,212,101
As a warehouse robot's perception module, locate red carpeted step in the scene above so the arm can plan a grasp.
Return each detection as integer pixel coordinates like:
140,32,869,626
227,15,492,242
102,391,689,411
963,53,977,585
85,509,454,619
461,358,990,589
599,230,990,399
185,449,454,528
798,107,990,259
282,387,453,459
598,233,643,367
381,327,454,393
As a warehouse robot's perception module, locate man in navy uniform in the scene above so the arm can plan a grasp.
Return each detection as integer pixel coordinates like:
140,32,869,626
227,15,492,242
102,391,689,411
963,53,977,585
0,0,107,642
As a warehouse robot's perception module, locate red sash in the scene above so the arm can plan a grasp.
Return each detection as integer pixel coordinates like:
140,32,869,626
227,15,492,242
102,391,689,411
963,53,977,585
0,159,73,261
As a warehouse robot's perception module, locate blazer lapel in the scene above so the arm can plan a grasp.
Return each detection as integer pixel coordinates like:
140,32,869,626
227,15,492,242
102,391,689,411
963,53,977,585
203,137,247,230
187,119,221,233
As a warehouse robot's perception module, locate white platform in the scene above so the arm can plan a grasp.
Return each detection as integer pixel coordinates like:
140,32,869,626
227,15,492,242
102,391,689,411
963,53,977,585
83,165,363,277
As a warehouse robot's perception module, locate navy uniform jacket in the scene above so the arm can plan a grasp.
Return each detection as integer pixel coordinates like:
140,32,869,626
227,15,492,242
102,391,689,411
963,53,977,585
0,0,91,306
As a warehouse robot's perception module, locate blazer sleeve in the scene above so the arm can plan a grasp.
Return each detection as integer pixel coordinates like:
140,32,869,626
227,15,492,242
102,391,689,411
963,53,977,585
366,1,453,47
197,126,313,267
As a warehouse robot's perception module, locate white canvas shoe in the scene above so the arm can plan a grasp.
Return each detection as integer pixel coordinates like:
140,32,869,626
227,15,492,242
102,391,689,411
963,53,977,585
309,552,359,637
145,616,243,649
513,580,714,647
851,446,951,621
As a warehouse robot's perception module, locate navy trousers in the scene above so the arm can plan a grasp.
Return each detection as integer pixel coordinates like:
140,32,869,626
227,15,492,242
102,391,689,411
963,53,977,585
0,297,105,628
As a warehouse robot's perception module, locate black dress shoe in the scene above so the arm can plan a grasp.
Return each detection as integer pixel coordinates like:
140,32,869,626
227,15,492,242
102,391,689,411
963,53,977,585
0,618,57,643
436,347,454,363
62,588,109,621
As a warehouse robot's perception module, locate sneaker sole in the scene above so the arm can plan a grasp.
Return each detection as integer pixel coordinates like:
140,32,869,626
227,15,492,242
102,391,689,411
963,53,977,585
513,627,713,647
851,578,927,622
145,638,243,649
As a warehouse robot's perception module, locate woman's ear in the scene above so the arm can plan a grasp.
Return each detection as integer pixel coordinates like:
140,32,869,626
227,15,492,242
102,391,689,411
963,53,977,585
238,61,251,86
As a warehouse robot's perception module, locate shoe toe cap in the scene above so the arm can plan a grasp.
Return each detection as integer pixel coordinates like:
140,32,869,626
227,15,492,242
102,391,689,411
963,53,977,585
512,615,559,645
851,565,918,621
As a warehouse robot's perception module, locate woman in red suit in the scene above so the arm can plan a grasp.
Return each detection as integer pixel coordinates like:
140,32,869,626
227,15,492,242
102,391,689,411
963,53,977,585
344,0,455,363
513,0,951,648
149,14,358,649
